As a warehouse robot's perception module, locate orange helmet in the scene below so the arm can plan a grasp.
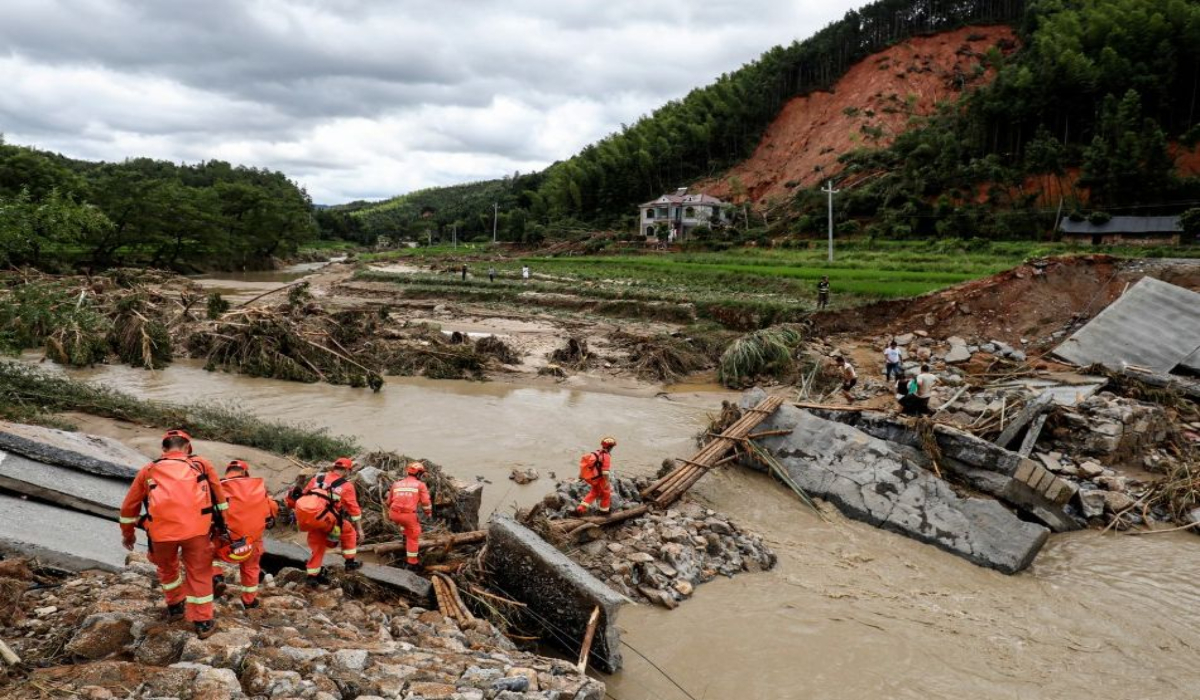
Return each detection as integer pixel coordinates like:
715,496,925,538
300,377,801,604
600,436,617,449
225,459,251,475
331,457,354,472
215,536,253,563
162,429,194,454
406,462,426,477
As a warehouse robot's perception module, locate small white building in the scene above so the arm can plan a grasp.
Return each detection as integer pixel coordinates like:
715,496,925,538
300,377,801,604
638,188,730,242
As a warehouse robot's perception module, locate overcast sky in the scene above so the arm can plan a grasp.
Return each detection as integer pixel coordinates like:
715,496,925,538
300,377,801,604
0,0,863,204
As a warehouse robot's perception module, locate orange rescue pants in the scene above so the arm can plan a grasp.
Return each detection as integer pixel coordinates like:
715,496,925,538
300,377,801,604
305,524,357,575
211,539,265,605
388,511,422,565
149,534,215,622
579,476,612,513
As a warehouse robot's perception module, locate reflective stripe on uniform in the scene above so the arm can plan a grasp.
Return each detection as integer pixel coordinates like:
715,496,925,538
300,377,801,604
350,515,362,522
161,576,184,591
394,487,419,493
187,594,214,605
406,550,419,558
306,567,322,575
216,502,229,511
343,549,357,556
119,516,138,524
242,585,259,594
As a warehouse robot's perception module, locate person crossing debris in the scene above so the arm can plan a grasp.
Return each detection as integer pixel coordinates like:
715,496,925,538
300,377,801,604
576,437,617,516
386,462,434,568
119,429,229,639
834,355,857,403
883,340,903,381
211,460,278,609
286,457,363,586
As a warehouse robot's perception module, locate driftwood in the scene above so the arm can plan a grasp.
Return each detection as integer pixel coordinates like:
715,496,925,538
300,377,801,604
642,395,785,507
577,606,602,673
432,573,475,625
364,530,488,555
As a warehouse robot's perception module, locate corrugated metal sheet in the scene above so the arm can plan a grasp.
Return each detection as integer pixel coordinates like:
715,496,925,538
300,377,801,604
1058,216,1181,234
1053,277,1200,373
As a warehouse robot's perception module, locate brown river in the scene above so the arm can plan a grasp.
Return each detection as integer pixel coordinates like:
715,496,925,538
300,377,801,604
50,268,1200,699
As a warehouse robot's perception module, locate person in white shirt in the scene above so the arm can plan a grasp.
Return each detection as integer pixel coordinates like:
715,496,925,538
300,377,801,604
914,364,938,415
834,356,857,403
521,265,530,282
883,341,903,381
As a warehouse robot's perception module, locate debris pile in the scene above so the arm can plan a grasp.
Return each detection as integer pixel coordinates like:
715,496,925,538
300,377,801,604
535,478,777,608
0,556,604,700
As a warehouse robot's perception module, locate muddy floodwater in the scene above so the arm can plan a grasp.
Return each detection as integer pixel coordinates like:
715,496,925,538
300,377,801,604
44,266,1200,699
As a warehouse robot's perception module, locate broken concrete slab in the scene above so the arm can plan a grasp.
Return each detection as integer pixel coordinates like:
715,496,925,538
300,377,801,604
0,494,138,572
485,515,625,673
811,408,1081,533
1017,415,1049,458
0,421,144,480
995,392,1054,450
1053,277,1200,374
0,449,127,519
260,536,432,602
750,407,1049,574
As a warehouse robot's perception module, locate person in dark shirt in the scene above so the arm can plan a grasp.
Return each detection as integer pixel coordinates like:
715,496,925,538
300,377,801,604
816,276,830,310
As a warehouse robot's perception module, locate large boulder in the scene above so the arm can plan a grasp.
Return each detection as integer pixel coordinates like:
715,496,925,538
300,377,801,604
749,406,1049,574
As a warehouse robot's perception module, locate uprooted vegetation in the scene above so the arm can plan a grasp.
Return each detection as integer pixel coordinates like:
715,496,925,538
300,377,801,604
718,323,810,388
0,363,358,460
610,329,734,382
0,269,197,370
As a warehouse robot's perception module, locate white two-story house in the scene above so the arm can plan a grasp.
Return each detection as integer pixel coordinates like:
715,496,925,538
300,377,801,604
639,188,730,242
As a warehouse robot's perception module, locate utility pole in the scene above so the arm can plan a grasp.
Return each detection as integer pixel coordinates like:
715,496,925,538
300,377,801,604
452,223,457,249
822,180,839,263
492,202,498,244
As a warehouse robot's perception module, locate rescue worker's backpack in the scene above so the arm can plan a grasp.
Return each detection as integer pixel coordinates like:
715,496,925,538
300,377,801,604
579,450,606,481
221,476,273,543
142,457,217,542
293,475,346,533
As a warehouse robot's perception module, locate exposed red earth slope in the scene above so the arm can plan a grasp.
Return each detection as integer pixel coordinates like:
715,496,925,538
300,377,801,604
700,25,1017,205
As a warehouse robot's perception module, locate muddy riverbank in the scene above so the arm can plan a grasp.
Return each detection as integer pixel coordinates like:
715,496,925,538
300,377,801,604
29,357,1200,699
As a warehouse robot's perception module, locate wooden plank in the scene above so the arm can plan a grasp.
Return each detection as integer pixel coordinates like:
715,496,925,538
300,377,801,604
577,606,602,673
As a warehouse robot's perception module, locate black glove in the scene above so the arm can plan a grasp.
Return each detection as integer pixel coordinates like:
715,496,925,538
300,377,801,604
289,486,303,501
265,515,277,530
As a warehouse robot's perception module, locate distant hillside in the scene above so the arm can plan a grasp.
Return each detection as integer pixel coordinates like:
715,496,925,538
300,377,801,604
700,25,1017,204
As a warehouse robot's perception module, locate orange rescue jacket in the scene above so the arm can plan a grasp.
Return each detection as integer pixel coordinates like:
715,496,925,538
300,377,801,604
386,476,432,518
220,475,278,544
286,472,363,523
120,451,228,542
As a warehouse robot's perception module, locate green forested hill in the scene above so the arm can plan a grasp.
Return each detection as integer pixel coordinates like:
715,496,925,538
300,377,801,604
0,139,317,270
354,0,1200,244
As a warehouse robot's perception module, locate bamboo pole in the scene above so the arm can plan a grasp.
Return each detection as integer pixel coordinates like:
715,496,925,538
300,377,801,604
577,606,602,673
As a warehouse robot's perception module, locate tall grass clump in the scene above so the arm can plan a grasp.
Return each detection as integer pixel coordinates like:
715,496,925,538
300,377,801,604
0,362,357,460
718,324,807,388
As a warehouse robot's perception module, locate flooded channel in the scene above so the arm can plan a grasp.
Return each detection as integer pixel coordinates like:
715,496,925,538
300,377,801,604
60,267,1198,699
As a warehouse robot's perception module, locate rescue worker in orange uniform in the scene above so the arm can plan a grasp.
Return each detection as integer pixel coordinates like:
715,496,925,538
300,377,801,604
286,457,363,586
386,462,434,568
211,460,278,609
576,436,617,516
120,429,229,639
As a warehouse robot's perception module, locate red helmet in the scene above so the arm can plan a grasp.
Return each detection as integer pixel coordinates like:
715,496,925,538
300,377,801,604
225,459,250,475
600,436,617,449
332,457,354,472
406,462,426,477
163,429,192,442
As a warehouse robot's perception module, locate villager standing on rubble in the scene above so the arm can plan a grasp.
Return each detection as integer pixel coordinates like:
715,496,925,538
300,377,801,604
211,460,278,609
386,462,434,569
461,264,468,281
834,356,857,403
914,364,939,415
119,429,229,639
895,371,924,415
287,457,363,586
576,437,617,516
883,340,903,381
522,265,531,282
488,266,496,282
816,275,830,310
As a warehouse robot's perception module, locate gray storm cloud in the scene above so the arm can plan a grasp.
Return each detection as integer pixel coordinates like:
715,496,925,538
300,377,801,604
0,0,858,202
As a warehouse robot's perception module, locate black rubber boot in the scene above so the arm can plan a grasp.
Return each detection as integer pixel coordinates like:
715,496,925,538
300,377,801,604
194,619,218,639
212,575,227,599
344,559,362,572
164,601,185,622
242,599,260,610
305,568,331,587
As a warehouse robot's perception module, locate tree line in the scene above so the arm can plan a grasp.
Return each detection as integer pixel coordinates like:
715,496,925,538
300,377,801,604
0,138,317,271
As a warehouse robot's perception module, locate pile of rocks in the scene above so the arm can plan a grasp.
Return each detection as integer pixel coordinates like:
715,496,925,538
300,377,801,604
1047,394,1170,466
540,479,776,609
0,556,604,700
1030,450,1154,524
